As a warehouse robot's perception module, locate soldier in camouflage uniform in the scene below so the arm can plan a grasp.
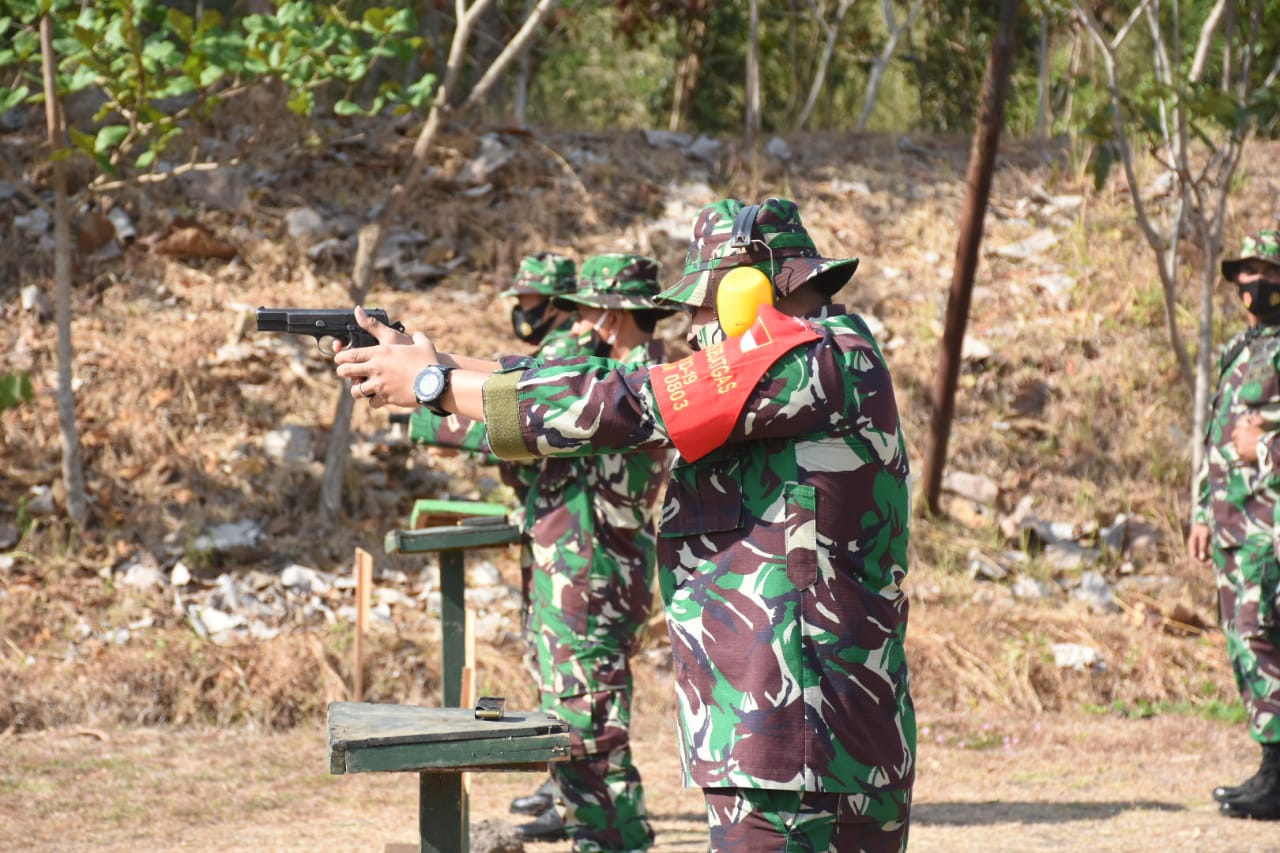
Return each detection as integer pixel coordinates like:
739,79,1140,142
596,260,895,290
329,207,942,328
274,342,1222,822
1189,228,1280,821
335,197,915,851
408,254,672,850
410,250,580,632
409,251,580,823
514,253,672,850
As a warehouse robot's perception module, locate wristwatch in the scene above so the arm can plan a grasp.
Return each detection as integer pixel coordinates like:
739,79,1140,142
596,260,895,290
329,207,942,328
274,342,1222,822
413,364,456,417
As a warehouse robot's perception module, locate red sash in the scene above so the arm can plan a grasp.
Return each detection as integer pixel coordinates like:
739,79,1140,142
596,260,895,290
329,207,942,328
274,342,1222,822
652,305,821,462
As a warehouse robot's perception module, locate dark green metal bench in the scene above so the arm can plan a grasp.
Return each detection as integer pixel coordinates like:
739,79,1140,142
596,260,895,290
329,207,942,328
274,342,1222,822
328,702,569,852
326,502,567,853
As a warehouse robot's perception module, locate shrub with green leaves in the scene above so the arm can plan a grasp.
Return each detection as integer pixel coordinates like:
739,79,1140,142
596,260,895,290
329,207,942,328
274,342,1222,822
0,0,436,178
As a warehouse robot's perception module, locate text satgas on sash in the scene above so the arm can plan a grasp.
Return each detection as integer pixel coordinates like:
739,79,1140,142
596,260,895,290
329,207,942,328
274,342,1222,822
651,305,821,462
660,346,737,411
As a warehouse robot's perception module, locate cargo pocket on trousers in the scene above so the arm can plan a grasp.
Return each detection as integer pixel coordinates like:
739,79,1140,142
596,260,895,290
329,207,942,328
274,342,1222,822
785,483,818,589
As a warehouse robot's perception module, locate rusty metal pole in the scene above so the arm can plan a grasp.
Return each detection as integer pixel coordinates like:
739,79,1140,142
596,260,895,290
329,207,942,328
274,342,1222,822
920,0,1021,517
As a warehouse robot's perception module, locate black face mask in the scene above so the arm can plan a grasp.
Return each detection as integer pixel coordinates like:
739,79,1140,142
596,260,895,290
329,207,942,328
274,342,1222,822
578,315,614,358
511,300,554,344
1240,281,1280,321
583,329,611,358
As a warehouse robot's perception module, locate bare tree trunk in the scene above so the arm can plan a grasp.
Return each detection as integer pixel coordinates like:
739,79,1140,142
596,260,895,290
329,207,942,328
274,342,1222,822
920,0,1020,517
855,0,924,132
1074,1,1194,387
1060,22,1083,127
511,0,536,127
745,0,761,148
1036,7,1050,136
668,18,707,132
319,0,562,522
797,0,853,130
40,15,88,528
1074,1,1267,486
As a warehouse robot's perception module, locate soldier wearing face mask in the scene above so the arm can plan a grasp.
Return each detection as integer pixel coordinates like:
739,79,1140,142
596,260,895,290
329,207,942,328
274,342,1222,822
504,253,673,850
406,252,674,851
1189,228,1280,822
409,251,581,830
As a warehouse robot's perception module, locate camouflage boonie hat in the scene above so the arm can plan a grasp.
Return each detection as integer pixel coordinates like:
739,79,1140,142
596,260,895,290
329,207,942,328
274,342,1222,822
556,253,674,314
656,197,859,308
500,252,577,297
1223,230,1280,282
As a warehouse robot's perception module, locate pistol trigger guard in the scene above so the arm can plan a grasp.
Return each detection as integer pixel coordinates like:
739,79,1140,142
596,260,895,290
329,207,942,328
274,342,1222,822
318,337,337,357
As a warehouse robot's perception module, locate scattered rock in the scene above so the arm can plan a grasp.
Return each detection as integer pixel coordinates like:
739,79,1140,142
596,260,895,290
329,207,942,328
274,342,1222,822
284,206,327,244
20,285,53,321
263,425,314,464
1052,642,1103,671
1072,570,1119,613
458,133,515,186
170,562,193,586
193,520,267,557
766,136,792,161
992,228,1059,261
25,485,56,517
281,564,333,595
943,471,999,506
119,555,168,590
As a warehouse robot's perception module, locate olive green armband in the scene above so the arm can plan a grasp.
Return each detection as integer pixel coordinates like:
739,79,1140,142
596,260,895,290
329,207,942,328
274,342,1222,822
482,371,535,461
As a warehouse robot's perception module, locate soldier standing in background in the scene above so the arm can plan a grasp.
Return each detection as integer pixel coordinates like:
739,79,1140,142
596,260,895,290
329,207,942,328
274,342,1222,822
411,254,671,850
335,197,915,851
409,252,579,827
1188,228,1280,821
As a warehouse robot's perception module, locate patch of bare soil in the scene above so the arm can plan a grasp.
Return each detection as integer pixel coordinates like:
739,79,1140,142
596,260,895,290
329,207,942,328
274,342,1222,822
1,687,1277,852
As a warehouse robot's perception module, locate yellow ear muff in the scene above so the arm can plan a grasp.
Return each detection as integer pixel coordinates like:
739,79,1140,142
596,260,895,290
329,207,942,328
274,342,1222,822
716,266,775,338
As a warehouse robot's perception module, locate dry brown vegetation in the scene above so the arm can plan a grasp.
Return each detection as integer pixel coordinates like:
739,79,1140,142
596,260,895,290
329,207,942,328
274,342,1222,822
3,111,1276,749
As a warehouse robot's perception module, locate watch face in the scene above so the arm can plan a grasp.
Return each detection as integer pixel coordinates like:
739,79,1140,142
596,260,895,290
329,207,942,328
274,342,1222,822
415,366,443,402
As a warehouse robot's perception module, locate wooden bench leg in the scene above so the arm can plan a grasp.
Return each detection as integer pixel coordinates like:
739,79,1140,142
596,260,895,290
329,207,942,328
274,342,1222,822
419,771,467,853
440,550,465,708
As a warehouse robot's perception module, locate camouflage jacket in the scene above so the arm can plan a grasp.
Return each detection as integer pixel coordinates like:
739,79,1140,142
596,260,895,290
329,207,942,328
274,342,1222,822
526,339,670,696
1194,323,1280,549
484,305,914,795
410,318,583,503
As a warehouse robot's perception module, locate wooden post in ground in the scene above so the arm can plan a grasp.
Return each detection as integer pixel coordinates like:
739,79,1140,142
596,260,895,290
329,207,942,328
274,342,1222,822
353,547,373,702
920,0,1021,517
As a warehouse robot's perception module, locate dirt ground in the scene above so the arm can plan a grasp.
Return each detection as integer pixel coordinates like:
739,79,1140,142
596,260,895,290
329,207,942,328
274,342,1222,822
3,683,1279,853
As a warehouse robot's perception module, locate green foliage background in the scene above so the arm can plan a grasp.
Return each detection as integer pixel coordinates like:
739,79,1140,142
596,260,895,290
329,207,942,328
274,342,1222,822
5,0,1280,146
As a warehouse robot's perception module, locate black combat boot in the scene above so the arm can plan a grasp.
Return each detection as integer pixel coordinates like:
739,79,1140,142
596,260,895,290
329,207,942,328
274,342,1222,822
510,777,556,815
1220,743,1280,820
515,804,568,842
1213,750,1264,804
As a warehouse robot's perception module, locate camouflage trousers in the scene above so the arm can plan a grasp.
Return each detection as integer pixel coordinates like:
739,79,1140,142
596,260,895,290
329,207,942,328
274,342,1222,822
541,686,652,852
704,787,911,853
1214,538,1280,743
533,607,651,852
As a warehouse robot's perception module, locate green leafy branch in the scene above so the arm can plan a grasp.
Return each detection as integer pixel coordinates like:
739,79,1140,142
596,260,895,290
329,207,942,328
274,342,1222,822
0,0,437,182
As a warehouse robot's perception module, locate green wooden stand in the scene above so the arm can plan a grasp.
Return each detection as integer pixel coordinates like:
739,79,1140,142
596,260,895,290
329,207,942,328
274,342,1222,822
340,502,549,852
328,703,570,853
384,507,522,708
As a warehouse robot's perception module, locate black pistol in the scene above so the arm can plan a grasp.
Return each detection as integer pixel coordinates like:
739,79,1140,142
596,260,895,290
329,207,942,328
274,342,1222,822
256,307,404,354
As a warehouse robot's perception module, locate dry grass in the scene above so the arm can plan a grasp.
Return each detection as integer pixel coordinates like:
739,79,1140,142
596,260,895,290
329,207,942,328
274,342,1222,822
4,117,1279,735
